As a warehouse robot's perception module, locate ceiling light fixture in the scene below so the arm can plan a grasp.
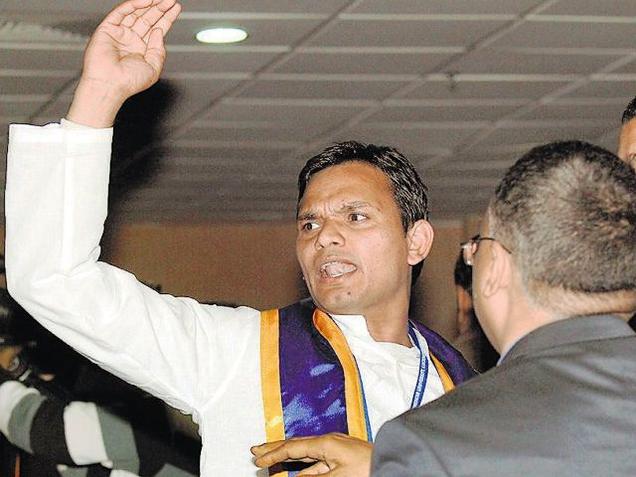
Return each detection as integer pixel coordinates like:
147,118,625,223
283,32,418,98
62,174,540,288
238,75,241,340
196,27,248,44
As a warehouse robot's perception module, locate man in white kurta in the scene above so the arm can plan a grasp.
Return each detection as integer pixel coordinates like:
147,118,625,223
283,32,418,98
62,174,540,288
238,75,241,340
4,1,467,475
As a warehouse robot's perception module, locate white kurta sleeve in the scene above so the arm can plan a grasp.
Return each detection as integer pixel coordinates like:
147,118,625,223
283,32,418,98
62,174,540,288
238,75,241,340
4,123,261,416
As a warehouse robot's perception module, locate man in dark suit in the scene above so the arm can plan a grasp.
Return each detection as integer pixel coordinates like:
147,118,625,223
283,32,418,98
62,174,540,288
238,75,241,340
371,140,636,476
253,140,636,476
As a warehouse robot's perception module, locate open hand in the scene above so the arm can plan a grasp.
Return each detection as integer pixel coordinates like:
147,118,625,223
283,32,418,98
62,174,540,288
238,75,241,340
251,433,373,477
68,0,181,126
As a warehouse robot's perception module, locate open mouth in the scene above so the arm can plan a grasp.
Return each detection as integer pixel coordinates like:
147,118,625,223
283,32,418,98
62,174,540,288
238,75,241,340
320,261,357,278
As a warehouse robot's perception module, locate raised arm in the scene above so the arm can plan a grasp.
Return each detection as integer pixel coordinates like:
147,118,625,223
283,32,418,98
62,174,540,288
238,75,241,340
68,0,181,127
5,0,261,419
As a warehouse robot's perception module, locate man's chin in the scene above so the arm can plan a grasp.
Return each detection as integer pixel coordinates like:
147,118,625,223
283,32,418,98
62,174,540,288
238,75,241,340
311,292,362,316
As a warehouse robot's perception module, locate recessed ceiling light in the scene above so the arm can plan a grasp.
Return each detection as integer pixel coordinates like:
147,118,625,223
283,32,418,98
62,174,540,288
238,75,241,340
196,27,248,44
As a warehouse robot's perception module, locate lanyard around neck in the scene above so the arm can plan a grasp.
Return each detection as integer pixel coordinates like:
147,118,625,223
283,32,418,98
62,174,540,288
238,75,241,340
355,321,430,442
408,321,429,409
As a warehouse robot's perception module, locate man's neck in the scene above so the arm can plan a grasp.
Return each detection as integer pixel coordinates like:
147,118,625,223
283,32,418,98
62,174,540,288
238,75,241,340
363,310,412,347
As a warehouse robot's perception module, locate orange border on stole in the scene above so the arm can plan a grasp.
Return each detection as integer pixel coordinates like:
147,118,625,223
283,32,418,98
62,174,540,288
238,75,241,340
312,309,369,441
260,309,288,477
430,353,455,392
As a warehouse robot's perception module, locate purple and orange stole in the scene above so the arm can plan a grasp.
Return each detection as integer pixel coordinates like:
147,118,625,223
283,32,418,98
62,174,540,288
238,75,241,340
260,300,475,475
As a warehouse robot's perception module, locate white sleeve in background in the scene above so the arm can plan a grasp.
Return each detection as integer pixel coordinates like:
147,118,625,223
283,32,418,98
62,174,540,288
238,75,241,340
0,381,39,435
4,123,262,419
63,401,110,465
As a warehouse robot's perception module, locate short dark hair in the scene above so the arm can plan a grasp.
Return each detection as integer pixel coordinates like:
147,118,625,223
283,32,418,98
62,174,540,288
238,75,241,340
297,141,429,228
297,141,430,283
454,249,472,295
489,140,636,306
622,96,636,124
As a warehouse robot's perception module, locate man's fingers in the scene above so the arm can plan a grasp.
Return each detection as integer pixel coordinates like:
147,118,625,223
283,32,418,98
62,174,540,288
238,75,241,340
130,0,178,38
154,2,182,37
252,439,327,468
103,0,157,27
298,461,332,476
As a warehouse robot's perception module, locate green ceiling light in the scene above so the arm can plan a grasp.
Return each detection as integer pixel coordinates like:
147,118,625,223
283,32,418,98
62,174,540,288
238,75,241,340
196,27,248,44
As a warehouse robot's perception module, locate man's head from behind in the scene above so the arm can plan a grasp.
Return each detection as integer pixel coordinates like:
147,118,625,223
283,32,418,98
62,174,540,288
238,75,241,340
294,141,433,318
618,96,636,167
484,140,636,322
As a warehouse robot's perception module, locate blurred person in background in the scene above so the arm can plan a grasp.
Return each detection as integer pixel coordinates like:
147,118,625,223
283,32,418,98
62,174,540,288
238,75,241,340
0,289,200,477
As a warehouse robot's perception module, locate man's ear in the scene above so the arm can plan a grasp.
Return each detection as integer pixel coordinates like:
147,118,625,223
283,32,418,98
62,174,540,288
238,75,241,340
406,219,434,265
480,242,512,298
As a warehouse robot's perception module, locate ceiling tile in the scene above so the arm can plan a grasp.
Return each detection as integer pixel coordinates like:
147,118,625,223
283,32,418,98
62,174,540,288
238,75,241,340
490,20,636,50
308,18,506,47
516,99,625,122
538,0,636,16
403,79,571,100
562,81,636,99
236,78,407,99
0,76,74,95
449,49,620,75
350,0,542,15
180,0,349,14
332,124,483,155
0,47,83,71
472,123,610,147
0,98,50,117
200,100,366,127
364,103,524,122
163,49,281,74
273,51,456,75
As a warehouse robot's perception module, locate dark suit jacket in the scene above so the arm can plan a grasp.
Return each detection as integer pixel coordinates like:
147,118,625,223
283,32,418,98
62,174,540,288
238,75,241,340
372,315,636,476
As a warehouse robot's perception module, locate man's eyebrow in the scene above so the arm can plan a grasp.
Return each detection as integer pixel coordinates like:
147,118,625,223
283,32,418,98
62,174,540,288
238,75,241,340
338,201,374,212
296,201,378,221
296,211,316,222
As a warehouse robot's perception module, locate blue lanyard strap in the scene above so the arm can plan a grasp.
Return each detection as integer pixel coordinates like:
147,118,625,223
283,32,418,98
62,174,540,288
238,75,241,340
408,321,429,409
354,322,429,442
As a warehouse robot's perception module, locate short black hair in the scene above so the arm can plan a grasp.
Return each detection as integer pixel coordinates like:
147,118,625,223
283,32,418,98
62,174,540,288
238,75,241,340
454,248,473,295
622,96,636,124
298,141,429,228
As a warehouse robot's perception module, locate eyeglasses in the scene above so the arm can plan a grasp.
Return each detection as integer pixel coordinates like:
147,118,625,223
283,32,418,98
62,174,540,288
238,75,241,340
460,234,512,266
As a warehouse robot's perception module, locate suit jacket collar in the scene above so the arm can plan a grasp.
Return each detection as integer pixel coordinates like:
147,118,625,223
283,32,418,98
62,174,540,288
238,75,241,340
501,314,635,365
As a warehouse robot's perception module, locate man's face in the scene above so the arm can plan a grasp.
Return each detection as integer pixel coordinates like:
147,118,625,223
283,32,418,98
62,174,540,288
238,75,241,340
296,161,417,318
618,119,636,166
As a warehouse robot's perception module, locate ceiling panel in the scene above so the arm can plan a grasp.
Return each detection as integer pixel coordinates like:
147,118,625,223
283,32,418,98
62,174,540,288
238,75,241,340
516,99,625,121
403,79,571,100
1,0,634,222
333,124,484,155
236,78,408,100
472,123,610,147
307,18,507,47
364,103,525,122
199,100,367,127
539,0,636,16
490,19,636,50
350,0,542,15
449,49,620,75
272,51,457,75
561,80,636,99
163,49,281,74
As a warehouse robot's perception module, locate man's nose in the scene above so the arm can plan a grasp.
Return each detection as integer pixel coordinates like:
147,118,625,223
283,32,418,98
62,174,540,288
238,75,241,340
315,220,345,249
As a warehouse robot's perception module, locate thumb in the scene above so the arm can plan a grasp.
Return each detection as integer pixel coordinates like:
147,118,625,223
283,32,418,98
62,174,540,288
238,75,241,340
298,461,332,476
